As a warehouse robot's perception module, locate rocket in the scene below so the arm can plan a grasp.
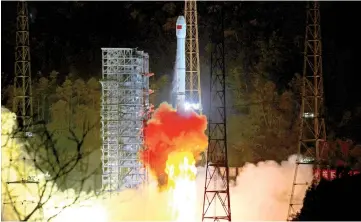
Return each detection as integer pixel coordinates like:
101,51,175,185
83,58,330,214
174,16,186,112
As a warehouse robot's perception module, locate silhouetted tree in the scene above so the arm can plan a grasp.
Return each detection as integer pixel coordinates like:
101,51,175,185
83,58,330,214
293,174,361,221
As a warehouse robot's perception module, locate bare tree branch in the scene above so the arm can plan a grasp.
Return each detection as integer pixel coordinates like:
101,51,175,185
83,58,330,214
2,114,102,221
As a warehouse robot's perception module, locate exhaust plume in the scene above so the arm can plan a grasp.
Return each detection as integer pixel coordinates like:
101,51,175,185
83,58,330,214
2,106,312,221
139,102,208,185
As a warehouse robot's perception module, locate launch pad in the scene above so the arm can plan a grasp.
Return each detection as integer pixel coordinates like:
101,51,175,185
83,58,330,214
100,15,202,195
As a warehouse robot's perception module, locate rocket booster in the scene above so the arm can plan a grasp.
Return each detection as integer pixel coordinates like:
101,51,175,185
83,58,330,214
175,16,186,111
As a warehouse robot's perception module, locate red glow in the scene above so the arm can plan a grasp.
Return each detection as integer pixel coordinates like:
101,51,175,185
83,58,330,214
314,169,360,180
139,102,208,182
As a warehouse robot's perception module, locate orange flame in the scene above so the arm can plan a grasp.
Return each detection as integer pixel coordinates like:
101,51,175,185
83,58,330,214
139,102,208,187
139,102,207,221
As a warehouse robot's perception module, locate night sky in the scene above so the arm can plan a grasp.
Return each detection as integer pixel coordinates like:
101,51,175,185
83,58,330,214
2,1,361,139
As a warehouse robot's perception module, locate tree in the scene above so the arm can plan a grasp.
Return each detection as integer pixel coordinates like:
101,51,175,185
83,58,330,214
293,174,361,221
225,32,300,165
150,74,170,106
1,72,13,108
218,5,303,164
45,75,102,191
1,107,101,221
227,75,299,164
3,72,103,193
318,139,361,172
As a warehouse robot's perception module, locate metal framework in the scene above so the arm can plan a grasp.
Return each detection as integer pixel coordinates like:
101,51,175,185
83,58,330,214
202,4,231,222
101,48,151,192
13,1,33,133
3,1,42,221
287,1,327,220
185,0,202,114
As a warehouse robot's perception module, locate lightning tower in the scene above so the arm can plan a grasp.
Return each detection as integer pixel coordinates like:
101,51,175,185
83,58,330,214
287,1,327,220
184,0,202,113
101,48,151,192
202,4,231,222
12,1,33,132
3,1,42,221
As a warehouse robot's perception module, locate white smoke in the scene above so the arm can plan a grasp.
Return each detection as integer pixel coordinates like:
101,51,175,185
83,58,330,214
228,156,312,220
2,106,313,221
54,156,312,222
193,156,313,221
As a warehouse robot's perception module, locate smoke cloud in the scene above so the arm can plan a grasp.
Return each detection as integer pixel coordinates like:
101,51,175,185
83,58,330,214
139,102,208,183
227,156,313,220
2,106,313,221
56,157,312,221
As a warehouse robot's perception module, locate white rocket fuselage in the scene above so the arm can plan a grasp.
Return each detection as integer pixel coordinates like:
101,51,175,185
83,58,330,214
175,16,186,111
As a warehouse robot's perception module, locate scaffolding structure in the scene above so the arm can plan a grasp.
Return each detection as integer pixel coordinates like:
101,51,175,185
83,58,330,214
287,1,327,220
185,0,202,114
101,48,152,192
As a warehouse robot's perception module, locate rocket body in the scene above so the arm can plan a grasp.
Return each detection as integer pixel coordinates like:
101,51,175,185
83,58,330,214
175,16,186,111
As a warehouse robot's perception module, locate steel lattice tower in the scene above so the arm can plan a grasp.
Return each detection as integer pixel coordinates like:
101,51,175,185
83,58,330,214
3,1,43,221
141,55,154,185
202,4,231,222
13,1,33,132
287,1,327,220
184,0,202,114
101,48,151,192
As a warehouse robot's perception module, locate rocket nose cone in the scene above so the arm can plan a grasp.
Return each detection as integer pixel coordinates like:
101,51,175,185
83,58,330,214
176,16,186,38
176,16,186,25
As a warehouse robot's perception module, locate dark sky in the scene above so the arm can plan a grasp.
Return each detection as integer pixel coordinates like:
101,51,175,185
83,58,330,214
2,1,361,125
321,2,361,113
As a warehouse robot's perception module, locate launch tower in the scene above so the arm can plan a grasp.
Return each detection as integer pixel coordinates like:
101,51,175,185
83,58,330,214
101,48,152,192
185,0,202,113
287,1,327,220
